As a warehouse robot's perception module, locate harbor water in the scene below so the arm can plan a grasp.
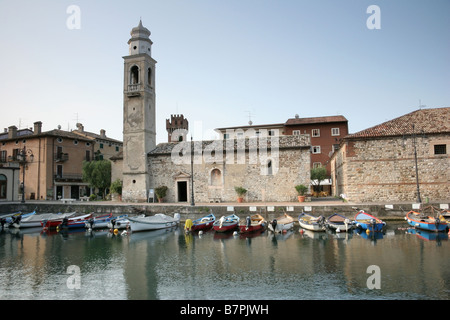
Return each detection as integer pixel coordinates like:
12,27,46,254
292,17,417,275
0,221,449,300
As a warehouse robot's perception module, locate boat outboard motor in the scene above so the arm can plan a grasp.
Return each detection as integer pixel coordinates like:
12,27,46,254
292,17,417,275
110,218,116,230
88,218,94,229
246,216,251,228
61,217,69,228
0,218,5,229
271,219,277,231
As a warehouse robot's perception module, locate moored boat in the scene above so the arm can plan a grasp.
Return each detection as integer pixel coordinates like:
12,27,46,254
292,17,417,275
326,213,353,232
42,213,92,230
107,215,130,230
213,214,239,233
353,210,385,232
239,214,266,233
268,213,294,233
298,213,326,232
6,211,36,227
85,213,113,230
12,212,76,228
128,213,180,232
406,210,448,233
185,213,216,233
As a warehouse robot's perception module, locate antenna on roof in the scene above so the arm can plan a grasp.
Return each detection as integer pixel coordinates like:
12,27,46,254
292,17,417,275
418,99,426,109
245,110,254,126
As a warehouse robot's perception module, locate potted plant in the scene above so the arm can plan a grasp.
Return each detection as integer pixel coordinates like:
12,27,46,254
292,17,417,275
234,186,247,203
295,184,308,202
155,186,168,203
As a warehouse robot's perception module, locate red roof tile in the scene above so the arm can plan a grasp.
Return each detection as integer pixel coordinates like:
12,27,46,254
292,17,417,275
346,107,450,139
285,115,348,126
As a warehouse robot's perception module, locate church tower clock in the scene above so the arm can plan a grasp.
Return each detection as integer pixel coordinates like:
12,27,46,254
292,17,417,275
122,20,156,202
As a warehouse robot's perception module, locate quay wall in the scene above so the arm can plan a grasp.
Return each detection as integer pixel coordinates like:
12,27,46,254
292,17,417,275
1,200,449,222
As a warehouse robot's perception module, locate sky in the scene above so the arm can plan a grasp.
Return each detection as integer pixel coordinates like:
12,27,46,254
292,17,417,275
0,0,449,143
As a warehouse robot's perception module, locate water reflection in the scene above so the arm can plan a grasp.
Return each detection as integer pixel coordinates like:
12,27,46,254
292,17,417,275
0,222,449,300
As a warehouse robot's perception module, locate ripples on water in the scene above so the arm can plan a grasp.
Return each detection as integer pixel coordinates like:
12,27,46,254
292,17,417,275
0,222,449,300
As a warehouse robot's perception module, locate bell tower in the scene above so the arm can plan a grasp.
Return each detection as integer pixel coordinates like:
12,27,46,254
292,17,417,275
122,20,157,202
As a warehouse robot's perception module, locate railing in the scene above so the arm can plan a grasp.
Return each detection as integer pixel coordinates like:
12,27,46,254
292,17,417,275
55,153,69,162
54,173,83,182
127,84,141,96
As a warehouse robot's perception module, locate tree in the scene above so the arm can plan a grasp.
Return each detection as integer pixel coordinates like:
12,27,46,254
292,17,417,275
82,160,111,199
310,166,327,195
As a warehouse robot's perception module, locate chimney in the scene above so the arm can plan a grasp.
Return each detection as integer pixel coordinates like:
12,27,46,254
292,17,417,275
8,126,17,139
100,129,106,138
76,123,84,132
34,121,42,135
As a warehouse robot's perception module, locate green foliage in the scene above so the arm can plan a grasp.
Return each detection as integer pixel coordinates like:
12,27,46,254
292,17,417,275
82,160,111,198
234,186,247,197
310,166,328,192
295,184,308,195
155,186,168,200
110,179,122,195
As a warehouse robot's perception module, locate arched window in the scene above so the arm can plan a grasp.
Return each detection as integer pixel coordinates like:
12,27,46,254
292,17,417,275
130,66,139,85
210,169,222,186
0,174,7,199
267,160,273,175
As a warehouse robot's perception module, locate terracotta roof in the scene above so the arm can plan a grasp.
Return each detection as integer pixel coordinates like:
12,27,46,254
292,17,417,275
285,115,348,126
346,107,450,139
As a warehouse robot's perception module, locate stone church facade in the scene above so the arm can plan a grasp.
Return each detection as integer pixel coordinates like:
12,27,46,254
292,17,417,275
121,22,311,203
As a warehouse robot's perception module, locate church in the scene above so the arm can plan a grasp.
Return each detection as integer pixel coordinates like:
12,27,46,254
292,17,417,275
120,21,312,203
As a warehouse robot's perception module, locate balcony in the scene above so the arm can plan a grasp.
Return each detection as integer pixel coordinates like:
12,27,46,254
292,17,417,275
54,173,83,182
55,153,69,162
127,84,141,97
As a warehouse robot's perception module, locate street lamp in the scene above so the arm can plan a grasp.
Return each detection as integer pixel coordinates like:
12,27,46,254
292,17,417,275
190,136,195,206
17,146,34,203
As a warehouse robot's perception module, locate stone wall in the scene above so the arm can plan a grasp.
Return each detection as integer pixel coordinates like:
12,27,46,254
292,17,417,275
148,135,311,203
332,133,450,202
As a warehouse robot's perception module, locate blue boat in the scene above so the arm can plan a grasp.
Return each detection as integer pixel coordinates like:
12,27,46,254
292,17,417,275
406,210,448,233
353,210,385,232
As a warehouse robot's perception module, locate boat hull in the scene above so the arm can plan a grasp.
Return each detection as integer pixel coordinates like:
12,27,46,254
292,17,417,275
406,211,448,232
268,214,294,233
42,213,93,230
238,214,266,233
353,211,385,232
213,214,239,233
129,214,180,232
298,213,326,232
185,214,216,232
326,214,353,232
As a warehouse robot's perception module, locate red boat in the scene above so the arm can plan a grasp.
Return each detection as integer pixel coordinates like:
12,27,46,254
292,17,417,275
184,213,216,233
213,214,239,233
42,213,93,230
239,214,266,233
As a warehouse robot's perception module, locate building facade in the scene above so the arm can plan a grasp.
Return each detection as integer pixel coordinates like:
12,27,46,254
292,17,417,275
0,122,94,200
331,107,450,202
120,22,312,203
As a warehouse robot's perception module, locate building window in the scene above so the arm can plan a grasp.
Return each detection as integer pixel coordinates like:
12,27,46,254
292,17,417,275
223,133,229,140
331,128,340,136
267,160,273,175
130,65,139,84
148,67,152,86
293,130,300,136
312,146,321,154
434,144,447,155
0,150,7,163
313,162,322,168
0,174,7,199
312,129,320,137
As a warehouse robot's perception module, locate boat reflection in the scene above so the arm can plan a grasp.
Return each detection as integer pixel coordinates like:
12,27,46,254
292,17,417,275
407,228,449,242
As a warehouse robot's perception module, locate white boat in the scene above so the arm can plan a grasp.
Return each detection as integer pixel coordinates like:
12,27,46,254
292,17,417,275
325,213,353,232
128,213,180,232
268,213,294,233
11,212,76,228
107,215,130,230
298,213,326,232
